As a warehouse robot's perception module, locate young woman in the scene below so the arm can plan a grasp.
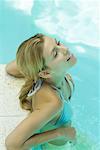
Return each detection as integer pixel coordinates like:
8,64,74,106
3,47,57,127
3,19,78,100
5,33,77,150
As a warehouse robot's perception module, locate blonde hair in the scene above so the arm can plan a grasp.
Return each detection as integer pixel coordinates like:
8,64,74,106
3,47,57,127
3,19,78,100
16,33,48,113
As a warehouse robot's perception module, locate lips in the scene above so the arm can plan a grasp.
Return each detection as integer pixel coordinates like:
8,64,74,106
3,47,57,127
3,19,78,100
66,54,72,61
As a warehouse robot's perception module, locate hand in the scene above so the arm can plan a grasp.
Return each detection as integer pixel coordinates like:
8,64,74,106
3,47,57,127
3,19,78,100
59,126,76,142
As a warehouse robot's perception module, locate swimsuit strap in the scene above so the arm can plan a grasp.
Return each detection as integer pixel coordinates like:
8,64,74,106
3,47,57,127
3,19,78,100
66,74,75,99
27,75,75,100
66,73,75,91
27,78,44,97
49,75,75,101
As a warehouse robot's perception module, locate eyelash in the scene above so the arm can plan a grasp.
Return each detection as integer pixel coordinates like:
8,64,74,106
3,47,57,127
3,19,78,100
54,50,58,58
57,40,61,45
53,40,61,58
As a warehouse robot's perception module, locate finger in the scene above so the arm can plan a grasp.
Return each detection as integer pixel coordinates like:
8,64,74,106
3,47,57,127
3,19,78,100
63,121,72,127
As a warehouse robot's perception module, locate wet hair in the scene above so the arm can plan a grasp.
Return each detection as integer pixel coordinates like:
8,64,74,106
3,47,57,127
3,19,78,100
16,33,48,113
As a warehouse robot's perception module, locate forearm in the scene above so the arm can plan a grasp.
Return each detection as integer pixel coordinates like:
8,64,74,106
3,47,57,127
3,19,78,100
23,128,66,149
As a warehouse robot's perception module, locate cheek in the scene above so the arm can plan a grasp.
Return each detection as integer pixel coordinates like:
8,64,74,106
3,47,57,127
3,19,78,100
47,56,64,70
53,62,64,71
48,62,59,71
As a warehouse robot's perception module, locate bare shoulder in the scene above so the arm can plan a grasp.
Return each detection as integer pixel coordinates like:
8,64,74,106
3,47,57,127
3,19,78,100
32,82,63,111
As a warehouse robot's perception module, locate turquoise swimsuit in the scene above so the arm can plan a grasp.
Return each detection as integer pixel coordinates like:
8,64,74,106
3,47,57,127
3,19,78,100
27,75,75,150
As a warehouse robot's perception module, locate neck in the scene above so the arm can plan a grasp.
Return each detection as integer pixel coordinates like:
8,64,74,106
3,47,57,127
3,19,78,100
44,74,65,89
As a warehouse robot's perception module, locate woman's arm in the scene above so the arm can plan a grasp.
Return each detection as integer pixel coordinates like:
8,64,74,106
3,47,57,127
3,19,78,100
22,127,67,149
6,126,76,150
5,97,62,149
22,125,76,149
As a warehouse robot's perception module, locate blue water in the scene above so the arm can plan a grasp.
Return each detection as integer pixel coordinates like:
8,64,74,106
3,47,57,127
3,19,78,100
0,0,100,149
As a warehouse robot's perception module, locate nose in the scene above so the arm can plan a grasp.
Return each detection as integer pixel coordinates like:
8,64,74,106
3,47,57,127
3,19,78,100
61,48,70,56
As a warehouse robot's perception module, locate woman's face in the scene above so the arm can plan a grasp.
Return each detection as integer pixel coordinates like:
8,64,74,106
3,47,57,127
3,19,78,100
43,35,77,77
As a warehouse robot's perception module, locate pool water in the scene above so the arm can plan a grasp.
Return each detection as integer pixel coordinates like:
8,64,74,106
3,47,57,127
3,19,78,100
0,0,100,149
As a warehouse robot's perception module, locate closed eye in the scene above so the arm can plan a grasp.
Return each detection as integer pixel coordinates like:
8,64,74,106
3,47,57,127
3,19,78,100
54,50,58,58
51,38,61,58
55,38,61,46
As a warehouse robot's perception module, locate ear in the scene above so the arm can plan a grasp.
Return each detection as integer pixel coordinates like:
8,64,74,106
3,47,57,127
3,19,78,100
38,70,51,79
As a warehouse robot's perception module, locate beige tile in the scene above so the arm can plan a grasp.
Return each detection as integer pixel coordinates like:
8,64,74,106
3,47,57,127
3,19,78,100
0,64,27,116
0,145,7,150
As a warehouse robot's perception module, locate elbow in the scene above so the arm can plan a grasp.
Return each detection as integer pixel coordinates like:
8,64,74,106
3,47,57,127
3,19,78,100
5,138,12,150
5,136,15,149
5,136,23,150
5,64,12,75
